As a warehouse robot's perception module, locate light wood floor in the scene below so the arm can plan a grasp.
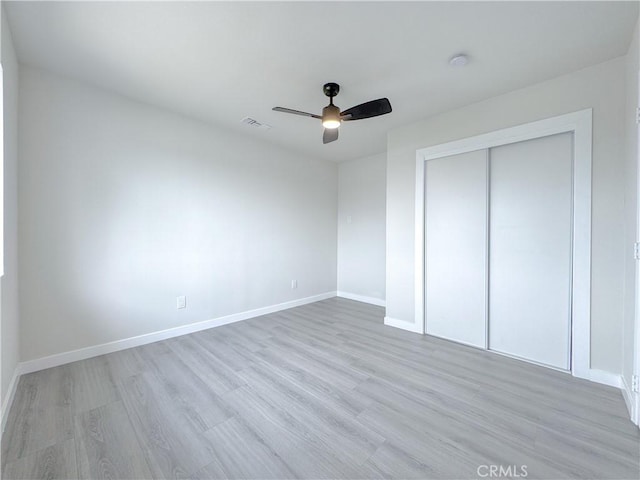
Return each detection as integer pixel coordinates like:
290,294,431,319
2,298,639,479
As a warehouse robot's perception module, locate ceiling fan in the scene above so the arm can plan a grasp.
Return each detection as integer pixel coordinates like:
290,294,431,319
272,83,392,144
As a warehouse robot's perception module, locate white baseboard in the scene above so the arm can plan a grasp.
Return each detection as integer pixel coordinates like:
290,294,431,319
621,375,638,425
337,291,385,307
19,291,337,375
1,366,23,433
384,316,424,334
587,369,622,388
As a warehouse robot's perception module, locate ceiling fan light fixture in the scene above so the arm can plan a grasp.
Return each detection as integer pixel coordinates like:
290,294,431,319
322,119,341,129
322,104,341,129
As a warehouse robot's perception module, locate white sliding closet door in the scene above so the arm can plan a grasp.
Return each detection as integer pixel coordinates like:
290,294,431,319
425,150,487,348
488,133,573,370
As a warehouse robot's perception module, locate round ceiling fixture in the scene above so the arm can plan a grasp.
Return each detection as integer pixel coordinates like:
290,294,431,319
449,54,469,67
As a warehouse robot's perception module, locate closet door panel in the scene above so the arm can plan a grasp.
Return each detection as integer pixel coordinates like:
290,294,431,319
488,133,573,370
425,150,487,348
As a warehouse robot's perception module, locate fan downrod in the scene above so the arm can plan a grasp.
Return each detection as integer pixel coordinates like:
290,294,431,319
323,83,340,98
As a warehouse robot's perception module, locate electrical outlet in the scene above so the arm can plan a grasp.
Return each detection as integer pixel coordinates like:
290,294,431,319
291,280,297,289
177,296,186,309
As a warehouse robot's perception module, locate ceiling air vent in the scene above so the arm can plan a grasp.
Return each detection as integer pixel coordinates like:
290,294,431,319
240,117,272,131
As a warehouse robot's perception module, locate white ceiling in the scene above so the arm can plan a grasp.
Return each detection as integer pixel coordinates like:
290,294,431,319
5,1,639,162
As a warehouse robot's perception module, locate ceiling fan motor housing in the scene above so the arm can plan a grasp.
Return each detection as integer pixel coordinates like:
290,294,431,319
323,82,340,98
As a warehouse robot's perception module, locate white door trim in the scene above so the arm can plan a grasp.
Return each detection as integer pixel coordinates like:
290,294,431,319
414,108,593,380
634,69,640,426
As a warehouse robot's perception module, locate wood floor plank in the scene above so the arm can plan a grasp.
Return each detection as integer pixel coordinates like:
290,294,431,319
363,441,458,479
213,322,269,353
136,341,234,431
74,401,154,480
2,367,74,463
118,372,220,478
473,381,639,437
357,401,483,477
268,333,368,386
273,323,366,370
359,401,574,479
190,457,228,480
104,347,150,380
355,376,539,451
222,385,367,479
533,424,640,478
68,355,121,414
252,346,373,415
236,363,385,465
190,328,258,372
1,439,78,480
539,408,640,458
203,416,298,479
166,335,246,396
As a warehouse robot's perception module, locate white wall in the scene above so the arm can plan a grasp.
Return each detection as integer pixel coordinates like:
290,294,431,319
387,57,627,375
623,16,640,413
1,7,20,419
337,153,386,305
18,66,338,362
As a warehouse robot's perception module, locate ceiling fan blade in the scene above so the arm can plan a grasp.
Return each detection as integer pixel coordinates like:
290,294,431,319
341,98,392,121
323,128,339,144
272,107,322,119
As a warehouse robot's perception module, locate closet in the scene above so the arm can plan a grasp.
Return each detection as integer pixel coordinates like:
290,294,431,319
424,132,573,370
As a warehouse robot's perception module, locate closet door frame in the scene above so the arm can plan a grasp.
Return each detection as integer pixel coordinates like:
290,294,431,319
414,109,592,380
